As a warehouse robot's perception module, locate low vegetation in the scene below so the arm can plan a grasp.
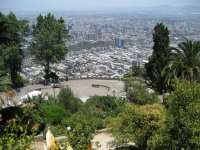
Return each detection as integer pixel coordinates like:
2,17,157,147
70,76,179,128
1,11,200,150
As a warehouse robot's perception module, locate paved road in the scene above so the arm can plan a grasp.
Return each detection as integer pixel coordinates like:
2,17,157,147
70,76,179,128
12,79,124,103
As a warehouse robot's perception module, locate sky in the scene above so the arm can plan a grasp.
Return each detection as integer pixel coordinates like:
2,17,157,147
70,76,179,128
1,0,200,11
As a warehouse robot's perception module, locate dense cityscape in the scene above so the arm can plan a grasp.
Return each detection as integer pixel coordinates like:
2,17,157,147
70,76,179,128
1,0,200,149
16,11,200,82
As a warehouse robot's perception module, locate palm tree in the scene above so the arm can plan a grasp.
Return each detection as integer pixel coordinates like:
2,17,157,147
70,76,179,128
165,38,200,84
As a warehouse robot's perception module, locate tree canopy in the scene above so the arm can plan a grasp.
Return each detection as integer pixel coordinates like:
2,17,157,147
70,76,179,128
30,13,69,76
0,70,11,92
0,12,28,86
109,103,166,149
166,38,200,82
145,23,171,93
166,81,200,149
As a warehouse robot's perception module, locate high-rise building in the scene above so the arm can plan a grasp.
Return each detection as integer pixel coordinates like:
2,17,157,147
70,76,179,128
121,39,126,48
85,33,98,41
115,37,126,48
98,32,102,40
115,37,121,48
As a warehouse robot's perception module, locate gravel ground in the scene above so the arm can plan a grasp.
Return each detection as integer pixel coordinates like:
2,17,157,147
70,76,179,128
92,131,115,150
12,79,124,103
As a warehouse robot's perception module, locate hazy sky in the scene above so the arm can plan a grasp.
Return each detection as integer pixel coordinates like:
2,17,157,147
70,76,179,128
1,0,200,11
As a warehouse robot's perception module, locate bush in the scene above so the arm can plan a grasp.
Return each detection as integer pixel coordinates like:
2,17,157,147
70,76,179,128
125,78,159,105
0,115,35,150
0,100,45,149
0,102,45,135
82,95,125,119
61,112,95,150
57,87,83,113
149,81,200,149
44,105,71,125
108,103,166,149
132,66,146,77
12,72,28,87
165,81,200,149
0,106,23,134
89,117,105,130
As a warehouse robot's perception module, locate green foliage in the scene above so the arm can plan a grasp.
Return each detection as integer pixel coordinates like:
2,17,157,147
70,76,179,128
83,95,125,118
30,13,69,76
129,84,159,105
132,66,146,77
22,96,47,133
49,95,125,149
89,117,105,129
145,23,171,94
62,112,95,150
165,81,200,149
125,78,159,105
57,87,83,113
108,103,166,149
148,81,200,149
44,104,71,125
147,130,172,150
0,115,35,150
0,70,11,92
2,46,24,85
12,72,28,87
166,38,200,83
0,103,44,149
0,12,28,85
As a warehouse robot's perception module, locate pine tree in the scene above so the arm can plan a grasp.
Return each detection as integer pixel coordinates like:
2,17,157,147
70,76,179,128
30,13,69,78
0,12,28,86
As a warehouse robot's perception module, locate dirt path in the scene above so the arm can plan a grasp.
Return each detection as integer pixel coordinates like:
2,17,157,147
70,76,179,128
92,132,115,150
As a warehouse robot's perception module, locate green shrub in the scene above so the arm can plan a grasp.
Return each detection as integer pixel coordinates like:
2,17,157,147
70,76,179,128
57,87,83,113
12,72,28,87
0,115,35,150
44,105,71,125
0,104,41,149
149,81,200,149
0,102,45,135
0,70,11,92
132,66,146,77
125,79,159,105
166,81,200,149
62,112,95,150
89,117,105,129
108,103,166,149
23,96,47,133
82,95,125,119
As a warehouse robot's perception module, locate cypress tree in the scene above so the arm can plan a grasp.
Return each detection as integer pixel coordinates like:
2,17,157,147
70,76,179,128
145,23,171,93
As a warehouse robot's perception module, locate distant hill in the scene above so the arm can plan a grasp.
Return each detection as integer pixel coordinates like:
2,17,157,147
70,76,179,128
131,5,200,15
1,5,200,16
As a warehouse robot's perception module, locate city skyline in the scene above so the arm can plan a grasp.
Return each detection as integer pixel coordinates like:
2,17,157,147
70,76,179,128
1,0,200,12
